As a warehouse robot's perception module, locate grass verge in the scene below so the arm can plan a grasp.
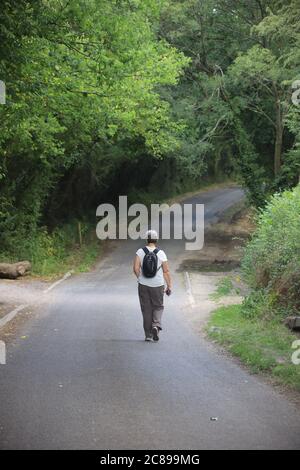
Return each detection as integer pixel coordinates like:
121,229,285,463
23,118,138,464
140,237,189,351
207,304,300,392
32,239,102,279
209,277,241,300
1,222,103,280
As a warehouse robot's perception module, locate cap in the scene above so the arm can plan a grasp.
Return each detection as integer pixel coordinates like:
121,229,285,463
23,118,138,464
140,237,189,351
145,229,158,241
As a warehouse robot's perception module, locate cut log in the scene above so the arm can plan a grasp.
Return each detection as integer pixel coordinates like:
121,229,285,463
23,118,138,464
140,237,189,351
0,261,31,279
283,316,300,331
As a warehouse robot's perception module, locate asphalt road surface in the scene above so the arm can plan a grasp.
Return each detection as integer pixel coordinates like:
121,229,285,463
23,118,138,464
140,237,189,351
1,186,300,449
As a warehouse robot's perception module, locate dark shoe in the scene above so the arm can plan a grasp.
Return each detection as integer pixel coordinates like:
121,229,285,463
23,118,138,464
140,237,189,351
152,326,159,342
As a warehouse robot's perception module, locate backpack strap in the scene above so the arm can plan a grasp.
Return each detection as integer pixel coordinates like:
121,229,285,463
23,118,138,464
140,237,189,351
143,246,160,255
154,247,162,271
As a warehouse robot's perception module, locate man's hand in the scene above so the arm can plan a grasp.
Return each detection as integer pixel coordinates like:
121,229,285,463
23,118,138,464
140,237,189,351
165,287,172,296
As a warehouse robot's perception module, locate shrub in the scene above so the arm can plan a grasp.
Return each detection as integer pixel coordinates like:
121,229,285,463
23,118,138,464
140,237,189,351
0,220,99,277
242,184,300,316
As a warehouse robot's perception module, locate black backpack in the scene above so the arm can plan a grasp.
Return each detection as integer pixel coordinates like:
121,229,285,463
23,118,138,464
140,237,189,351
142,247,161,278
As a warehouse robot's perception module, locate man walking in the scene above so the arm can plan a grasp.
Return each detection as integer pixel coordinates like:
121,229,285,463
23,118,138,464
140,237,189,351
133,230,172,342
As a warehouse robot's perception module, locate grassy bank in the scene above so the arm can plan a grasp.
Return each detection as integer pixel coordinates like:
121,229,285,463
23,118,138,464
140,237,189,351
1,222,102,279
207,304,300,392
31,237,102,278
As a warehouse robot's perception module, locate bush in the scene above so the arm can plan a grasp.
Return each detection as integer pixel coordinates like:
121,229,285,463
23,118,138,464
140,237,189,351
0,221,100,277
242,184,300,316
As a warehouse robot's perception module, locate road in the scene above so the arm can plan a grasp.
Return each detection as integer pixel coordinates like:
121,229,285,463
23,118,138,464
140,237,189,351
1,186,300,450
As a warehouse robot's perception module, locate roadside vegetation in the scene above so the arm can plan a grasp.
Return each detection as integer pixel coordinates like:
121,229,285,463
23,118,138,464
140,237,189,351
207,185,300,392
242,185,300,318
209,277,241,301
208,304,300,391
1,221,101,278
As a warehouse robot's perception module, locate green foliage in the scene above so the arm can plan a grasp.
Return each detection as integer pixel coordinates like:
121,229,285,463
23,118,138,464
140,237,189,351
276,106,300,189
207,304,300,391
0,0,189,255
1,0,300,264
241,289,274,319
210,276,237,300
161,0,300,203
242,185,300,315
2,221,101,277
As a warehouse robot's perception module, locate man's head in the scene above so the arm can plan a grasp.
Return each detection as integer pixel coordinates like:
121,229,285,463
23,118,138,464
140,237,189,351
145,229,158,244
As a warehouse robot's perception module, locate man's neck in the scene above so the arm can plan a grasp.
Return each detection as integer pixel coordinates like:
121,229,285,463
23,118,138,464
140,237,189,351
147,243,156,248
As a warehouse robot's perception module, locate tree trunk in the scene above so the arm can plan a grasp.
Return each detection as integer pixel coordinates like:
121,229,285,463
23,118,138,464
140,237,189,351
0,261,31,279
274,114,283,177
273,84,283,176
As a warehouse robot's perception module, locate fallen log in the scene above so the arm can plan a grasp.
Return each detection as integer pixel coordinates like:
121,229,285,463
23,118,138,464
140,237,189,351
0,261,31,279
283,316,300,331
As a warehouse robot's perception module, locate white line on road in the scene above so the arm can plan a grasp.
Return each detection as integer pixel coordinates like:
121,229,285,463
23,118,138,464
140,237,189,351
184,271,195,307
0,304,28,329
43,271,73,293
0,340,6,364
0,271,73,330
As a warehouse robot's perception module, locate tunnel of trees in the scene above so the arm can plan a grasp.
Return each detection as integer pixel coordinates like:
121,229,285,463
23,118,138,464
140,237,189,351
0,0,299,257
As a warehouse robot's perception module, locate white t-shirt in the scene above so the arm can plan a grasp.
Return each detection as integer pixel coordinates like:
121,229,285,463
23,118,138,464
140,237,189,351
136,246,167,287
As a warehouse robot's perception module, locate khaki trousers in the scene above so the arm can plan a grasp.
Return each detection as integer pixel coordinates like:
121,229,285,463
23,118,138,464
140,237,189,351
138,283,164,337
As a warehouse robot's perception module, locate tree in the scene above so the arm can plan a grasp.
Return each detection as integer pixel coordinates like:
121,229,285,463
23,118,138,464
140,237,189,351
0,0,188,251
228,44,289,176
159,0,300,202
254,0,300,185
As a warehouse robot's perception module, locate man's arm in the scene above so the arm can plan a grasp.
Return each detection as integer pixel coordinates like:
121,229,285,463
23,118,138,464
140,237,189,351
133,255,141,278
162,261,172,292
